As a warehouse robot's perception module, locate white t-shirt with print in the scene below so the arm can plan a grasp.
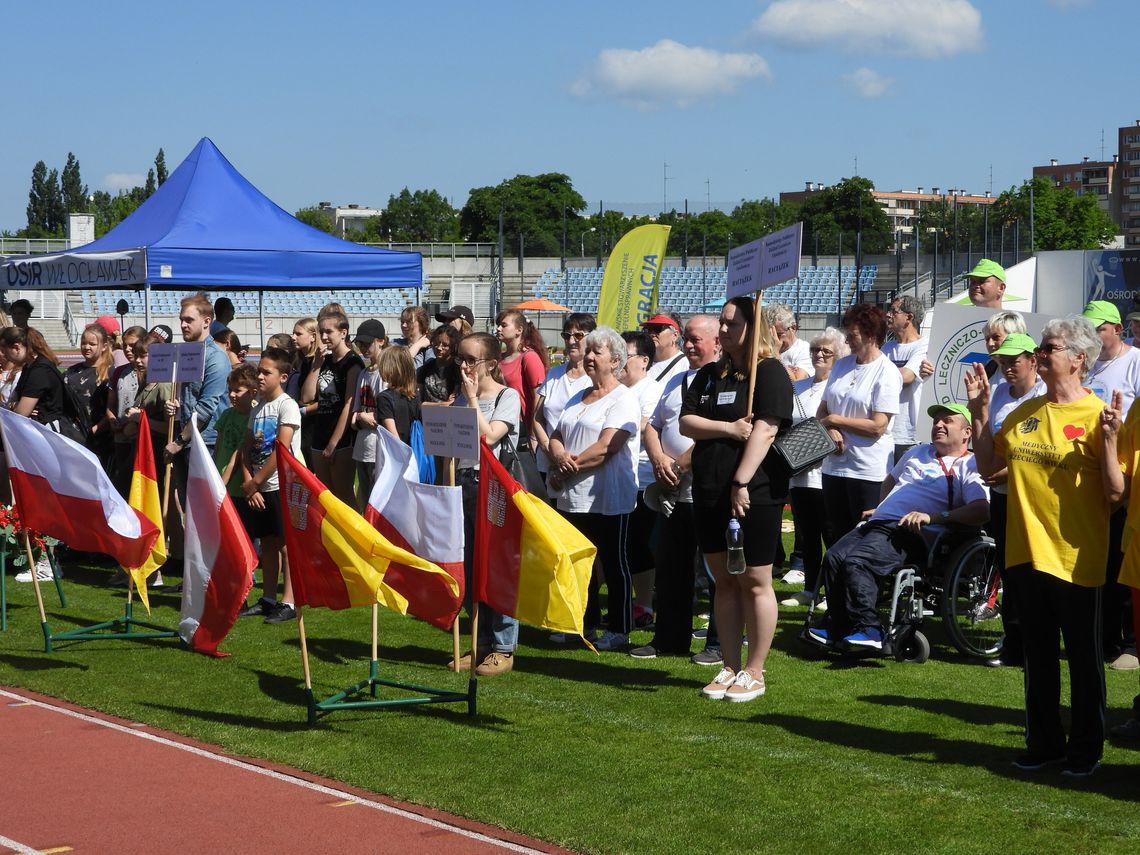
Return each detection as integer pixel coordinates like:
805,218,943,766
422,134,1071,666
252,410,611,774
627,375,663,490
882,337,929,445
535,363,592,474
1085,344,1140,415
551,384,640,515
820,353,902,481
351,366,388,464
872,444,989,527
781,337,813,378
248,393,303,492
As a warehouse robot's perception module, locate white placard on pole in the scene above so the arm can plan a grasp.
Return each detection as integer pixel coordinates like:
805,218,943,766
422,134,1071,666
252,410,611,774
145,341,207,383
421,406,480,460
759,222,803,290
726,237,765,301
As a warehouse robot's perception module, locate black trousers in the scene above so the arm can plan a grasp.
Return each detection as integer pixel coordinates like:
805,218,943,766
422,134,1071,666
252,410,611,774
988,491,1022,660
650,502,697,654
820,520,924,636
1015,565,1105,765
822,474,883,543
1102,507,1134,658
564,511,633,636
790,486,835,593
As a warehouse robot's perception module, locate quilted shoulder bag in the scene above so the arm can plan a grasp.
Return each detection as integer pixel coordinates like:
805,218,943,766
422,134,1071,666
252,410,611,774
772,390,837,476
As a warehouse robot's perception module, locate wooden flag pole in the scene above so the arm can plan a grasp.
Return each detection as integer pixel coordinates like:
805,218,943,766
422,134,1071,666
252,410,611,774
448,456,461,672
744,293,765,416
370,603,379,663
22,531,47,626
297,608,318,725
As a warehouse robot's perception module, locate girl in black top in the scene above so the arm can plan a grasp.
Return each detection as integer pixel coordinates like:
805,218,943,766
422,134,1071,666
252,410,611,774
65,323,115,465
0,326,68,430
376,346,421,445
680,295,792,703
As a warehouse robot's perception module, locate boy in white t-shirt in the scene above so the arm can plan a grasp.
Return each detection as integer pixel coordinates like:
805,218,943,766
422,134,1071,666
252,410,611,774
238,347,303,625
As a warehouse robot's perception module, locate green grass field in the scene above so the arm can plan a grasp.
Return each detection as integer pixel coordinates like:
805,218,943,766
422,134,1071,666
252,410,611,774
1,558,1138,855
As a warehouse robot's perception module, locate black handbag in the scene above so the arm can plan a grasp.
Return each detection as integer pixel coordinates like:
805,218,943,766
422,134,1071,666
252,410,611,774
772,391,837,476
498,430,545,494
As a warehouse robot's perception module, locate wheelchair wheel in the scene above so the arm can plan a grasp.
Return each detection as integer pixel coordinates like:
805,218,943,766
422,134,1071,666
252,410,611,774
941,537,1003,658
895,629,930,664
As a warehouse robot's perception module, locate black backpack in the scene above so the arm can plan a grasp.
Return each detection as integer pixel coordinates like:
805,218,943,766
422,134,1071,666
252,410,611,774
59,375,91,443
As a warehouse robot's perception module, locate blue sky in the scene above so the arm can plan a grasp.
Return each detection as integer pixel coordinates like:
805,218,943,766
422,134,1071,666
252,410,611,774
1,0,1130,233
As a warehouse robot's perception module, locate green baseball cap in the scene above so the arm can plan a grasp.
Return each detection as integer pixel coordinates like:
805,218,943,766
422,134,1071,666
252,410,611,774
965,258,1006,284
1082,299,1121,326
927,402,971,421
991,332,1037,357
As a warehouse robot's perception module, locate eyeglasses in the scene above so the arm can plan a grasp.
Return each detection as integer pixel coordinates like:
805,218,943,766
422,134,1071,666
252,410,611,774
561,331,586,341
809,347,836,357
455,354,487,367
885,308,910,316
1034,344,1071,355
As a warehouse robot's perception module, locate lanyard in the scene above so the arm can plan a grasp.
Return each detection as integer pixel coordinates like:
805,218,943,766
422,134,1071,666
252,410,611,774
935,452,969,508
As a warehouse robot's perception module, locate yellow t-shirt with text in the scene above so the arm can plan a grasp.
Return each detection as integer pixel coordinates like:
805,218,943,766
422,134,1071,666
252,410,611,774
995,391,1109,587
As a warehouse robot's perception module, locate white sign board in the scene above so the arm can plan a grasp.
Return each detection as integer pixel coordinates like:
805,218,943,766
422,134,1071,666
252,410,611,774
725,222,804,301
421,406,480,461
146,341,207,383
916,301,1052,440
67,214,96,247
2,249,145,290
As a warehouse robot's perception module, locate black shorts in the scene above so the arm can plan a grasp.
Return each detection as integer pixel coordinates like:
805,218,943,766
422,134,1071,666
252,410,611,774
693,500,783,567
237,489,282,539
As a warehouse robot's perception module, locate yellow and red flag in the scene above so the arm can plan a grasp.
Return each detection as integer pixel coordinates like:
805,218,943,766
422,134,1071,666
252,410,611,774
475,441,595,636
126,411,167,612
277,442,459,613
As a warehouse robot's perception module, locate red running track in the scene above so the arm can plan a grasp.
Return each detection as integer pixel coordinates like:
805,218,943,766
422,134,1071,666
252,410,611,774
0,687,571,855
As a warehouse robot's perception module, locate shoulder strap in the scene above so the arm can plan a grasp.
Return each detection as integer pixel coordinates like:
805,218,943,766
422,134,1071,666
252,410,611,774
653,353,685,382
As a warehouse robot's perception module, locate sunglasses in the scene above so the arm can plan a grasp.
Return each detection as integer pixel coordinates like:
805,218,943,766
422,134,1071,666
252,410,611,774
561,331,586,341
644,324,674,335
809,347,836,357
1034,344,1071,355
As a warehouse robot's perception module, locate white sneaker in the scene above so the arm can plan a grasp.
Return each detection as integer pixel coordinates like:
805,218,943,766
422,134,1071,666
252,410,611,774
15,557,54,583
779,590,815,607
149,572,164,588
781,569,805,585
814,598,828,613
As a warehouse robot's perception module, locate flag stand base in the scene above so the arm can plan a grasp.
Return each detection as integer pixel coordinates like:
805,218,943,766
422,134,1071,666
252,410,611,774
42,598,177,653
305,658,477,727
1,546,67,632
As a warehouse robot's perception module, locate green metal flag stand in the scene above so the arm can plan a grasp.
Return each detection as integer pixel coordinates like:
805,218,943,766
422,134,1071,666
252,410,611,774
299,604,477,727
1,542,67,632
17,533,177,653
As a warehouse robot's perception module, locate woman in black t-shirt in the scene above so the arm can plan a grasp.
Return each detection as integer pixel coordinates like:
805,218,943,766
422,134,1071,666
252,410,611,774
0,326,67,429
680,296,792,703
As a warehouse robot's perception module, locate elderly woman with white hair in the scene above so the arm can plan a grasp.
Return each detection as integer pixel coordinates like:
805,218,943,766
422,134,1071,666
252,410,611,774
782,327,849,607
548,326,642,651
968,316,1122,778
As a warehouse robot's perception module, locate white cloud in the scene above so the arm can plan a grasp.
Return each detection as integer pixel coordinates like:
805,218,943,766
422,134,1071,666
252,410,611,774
844,66,892,97
572,39,771,109
103,172,146,191
753,0,983,59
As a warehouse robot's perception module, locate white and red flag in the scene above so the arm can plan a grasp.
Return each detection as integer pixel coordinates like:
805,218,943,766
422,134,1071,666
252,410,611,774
179,420,256,656
364,427,464,630
0,408,159,568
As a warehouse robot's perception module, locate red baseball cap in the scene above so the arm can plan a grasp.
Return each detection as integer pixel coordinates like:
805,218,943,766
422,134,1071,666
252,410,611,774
641,314,679,331
94,315,120,335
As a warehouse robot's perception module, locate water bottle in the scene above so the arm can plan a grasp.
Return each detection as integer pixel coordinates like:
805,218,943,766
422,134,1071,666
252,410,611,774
726,518,746,575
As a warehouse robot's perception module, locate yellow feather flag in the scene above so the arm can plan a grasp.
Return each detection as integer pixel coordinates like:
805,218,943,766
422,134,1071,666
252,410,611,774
596,224,671,331
126,412,167,612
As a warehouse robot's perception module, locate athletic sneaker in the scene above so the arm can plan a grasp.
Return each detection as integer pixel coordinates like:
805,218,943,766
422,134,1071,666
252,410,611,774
629,645,659,659
1011,753,1065,772
725,669,766,702
1060,759,1100,778
779,590,815,607
15,558,54,583
264,603,297,624
780,569,805,586
691,648,723,666
701,667,736,700
1109,717,1140,740
240,598,275,618
632,605,655,629
806,626,832,647
844,627,884,650
594,631,628,652
475,652,514,676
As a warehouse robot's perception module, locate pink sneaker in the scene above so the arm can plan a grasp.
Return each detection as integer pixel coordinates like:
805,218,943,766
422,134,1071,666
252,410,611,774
725,668,766,702
701,667,736,700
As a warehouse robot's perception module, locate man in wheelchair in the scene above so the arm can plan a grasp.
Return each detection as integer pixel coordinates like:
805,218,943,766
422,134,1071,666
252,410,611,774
807,403,990,652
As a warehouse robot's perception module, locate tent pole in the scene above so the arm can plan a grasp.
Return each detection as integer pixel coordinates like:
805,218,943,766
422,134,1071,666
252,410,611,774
145,281,151,330
259,290,266,351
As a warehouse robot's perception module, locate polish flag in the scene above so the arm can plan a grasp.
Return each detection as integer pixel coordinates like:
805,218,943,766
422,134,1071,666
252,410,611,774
0,408,158,569
364,427,464,629
180,421,256,657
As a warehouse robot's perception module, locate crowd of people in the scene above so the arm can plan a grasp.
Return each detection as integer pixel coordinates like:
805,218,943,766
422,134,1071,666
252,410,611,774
3,256,1140,774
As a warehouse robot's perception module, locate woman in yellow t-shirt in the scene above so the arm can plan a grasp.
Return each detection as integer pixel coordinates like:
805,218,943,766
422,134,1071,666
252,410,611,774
967,316,1123,778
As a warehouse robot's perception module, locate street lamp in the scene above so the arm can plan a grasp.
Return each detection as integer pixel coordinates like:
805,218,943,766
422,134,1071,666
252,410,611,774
580,227,596,258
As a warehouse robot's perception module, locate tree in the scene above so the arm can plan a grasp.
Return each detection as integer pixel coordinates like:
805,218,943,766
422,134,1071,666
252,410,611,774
990,176,1115,251
144,169,156,198
460,173,587,255
375,188,460,242
44,168,65,234
26,161,50,233
60,152,87,215
294,205,338,234
730,198,801,243
799,176,893,254
155,148,168,186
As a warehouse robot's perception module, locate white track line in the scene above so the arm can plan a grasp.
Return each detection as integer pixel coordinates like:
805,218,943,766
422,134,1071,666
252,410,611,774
0,833,40,855
0,689,546,854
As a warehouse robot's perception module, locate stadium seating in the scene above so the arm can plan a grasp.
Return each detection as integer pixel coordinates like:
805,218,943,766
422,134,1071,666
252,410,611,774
79,288,419,318
532,265,878,316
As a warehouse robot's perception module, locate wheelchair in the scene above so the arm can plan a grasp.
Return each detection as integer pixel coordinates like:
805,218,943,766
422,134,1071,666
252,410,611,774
804,526,1002,664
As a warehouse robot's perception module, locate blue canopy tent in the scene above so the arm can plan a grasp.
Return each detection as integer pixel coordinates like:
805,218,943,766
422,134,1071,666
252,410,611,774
1,137,421,342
